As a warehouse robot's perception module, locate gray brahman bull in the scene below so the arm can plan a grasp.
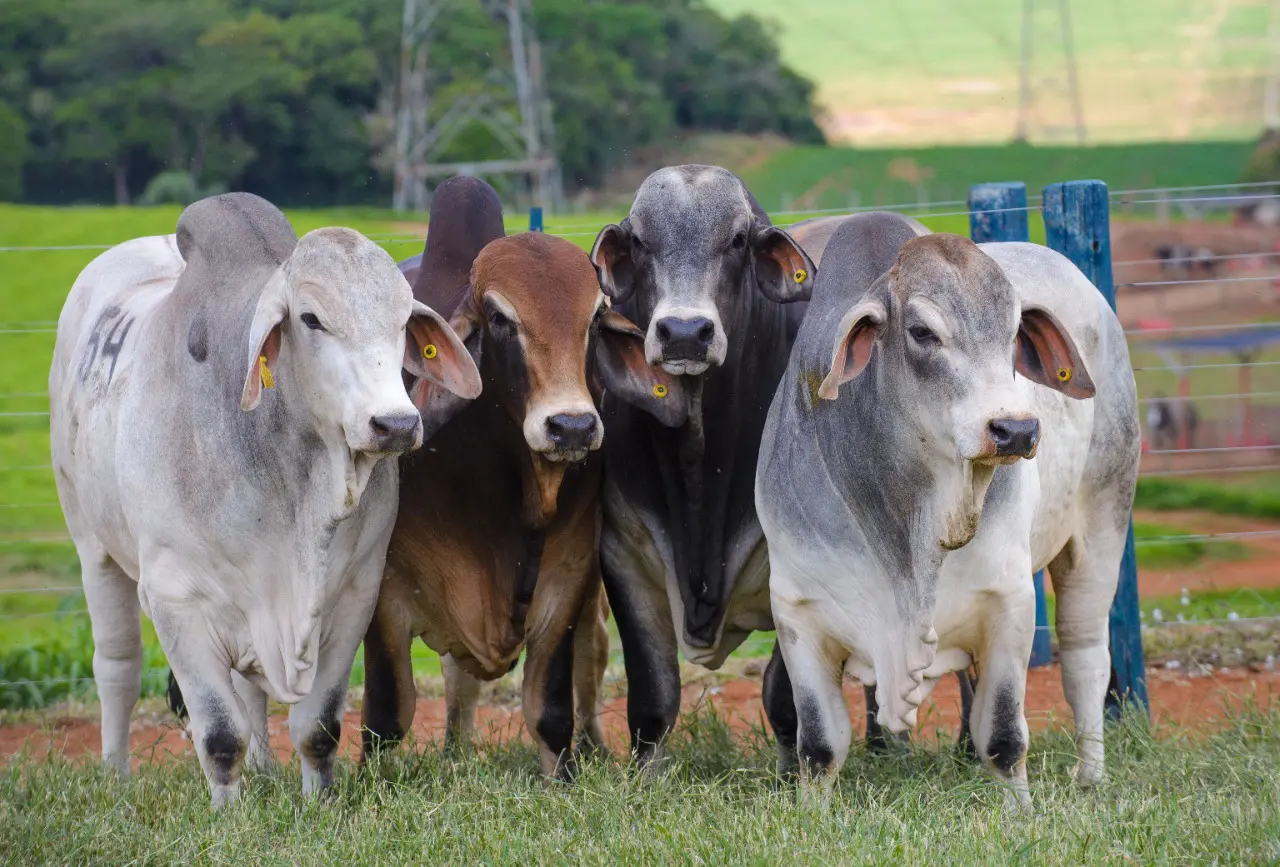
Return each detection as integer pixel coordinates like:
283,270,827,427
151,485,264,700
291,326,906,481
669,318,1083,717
49,193,481,806
756,212,1139,807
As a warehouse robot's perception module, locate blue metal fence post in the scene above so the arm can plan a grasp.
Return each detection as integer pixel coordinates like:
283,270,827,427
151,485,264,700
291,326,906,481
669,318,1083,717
529,206,544,232
1042,179,1149,719
968,182,1052,671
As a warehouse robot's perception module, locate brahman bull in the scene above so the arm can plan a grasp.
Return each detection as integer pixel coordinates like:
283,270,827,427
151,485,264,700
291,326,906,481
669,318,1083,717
50,193,481,806
756,212,1139,807
360,178,677,778
589,165,815,763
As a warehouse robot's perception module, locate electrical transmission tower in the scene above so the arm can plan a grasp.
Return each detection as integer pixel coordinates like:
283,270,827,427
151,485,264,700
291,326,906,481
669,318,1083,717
1014,0,1086,144
392,0,563,213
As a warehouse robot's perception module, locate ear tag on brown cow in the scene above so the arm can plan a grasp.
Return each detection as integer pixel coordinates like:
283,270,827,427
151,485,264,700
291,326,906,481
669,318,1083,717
1057,367,1072,383
259,355,275,390
422,344,438,360
793,268,808,284
653,384,668,399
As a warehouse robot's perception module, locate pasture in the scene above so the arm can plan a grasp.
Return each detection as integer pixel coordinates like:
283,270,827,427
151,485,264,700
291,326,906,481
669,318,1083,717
3,709,1280,863
708,0,1271,146
3,194,1280,863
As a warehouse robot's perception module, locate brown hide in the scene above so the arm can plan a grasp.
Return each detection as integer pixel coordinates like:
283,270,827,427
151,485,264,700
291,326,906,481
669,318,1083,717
373,230,606,681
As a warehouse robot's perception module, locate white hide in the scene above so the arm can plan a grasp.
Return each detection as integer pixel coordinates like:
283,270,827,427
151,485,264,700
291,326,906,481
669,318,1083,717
49,226,435,805
761,240,1137,801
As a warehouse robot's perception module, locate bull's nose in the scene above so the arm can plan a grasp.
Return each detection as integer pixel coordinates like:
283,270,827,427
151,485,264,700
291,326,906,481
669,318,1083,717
655,316,715,361
988,417,1041,458
545,412,599,451
369,412,422,453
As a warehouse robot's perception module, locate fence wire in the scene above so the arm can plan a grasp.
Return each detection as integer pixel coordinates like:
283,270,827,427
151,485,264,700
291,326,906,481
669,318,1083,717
2,183,1279,701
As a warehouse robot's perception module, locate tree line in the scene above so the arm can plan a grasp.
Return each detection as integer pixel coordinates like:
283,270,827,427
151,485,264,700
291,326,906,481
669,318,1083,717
0,0,825,207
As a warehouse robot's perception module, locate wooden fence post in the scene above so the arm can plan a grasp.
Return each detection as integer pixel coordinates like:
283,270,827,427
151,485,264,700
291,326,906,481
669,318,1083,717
1042,179,1150,719
968,182,1052,671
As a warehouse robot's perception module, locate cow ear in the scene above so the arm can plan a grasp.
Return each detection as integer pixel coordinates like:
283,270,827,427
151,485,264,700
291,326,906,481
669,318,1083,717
818,298,885,400
409,308,484,440
595,308,688,428
752,224,815,303
1016,306,1096,399
404,299,482,401
240,268,289,411
591,223,636,303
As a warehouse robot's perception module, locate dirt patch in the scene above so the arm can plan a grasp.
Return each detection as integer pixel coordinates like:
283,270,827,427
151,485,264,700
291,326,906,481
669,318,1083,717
4,665,1277,770
1132,509,1280,597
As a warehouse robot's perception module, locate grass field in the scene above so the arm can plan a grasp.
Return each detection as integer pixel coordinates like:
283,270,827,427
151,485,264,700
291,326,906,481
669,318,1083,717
2,708,1279,863
708,0,1271,146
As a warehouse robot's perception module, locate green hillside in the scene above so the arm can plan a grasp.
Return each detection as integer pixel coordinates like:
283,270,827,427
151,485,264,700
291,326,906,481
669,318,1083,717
708,0,1270,146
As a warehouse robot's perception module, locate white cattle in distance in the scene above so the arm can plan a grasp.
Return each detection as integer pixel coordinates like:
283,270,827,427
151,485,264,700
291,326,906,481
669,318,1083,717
49,193,481,806
756,213,1140,808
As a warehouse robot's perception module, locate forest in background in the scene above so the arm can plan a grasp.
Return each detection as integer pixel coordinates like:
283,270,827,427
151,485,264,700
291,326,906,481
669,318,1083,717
0,0,825,207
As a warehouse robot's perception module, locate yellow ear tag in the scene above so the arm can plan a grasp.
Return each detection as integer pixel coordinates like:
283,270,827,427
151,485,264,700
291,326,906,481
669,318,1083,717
1057,367,1072,383
259,355,275,389
793,268,808,284
422,344,438,360
652,384,668,399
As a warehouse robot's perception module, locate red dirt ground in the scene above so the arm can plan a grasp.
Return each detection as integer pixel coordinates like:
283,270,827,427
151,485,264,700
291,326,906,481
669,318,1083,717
4,664,1278,770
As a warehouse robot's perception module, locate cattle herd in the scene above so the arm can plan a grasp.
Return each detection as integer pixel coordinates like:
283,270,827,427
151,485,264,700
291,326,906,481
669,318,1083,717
48,165,1140,811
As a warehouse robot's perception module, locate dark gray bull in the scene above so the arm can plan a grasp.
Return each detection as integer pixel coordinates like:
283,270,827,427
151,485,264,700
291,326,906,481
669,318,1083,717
756,212,1139,807
589,165,815,762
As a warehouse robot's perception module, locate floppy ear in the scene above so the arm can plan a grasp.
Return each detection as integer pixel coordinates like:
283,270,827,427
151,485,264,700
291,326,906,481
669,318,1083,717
752,224,815,303
240,268,289,411
404,299,482,401
408,306,484,440
591,223,636,302
1016,306,1096,399
817,298,886,400
595,308,689,428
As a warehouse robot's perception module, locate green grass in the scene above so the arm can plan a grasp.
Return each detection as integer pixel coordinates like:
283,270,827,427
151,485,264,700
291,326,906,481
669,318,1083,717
708,0,1270,146
1132,520,1251,569
2,707,1278,863
738,140,1258,214
1135,475,1280,518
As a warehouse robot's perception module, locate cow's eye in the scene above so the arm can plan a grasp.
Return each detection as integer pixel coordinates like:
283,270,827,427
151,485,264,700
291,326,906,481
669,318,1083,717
730,232,746,251
488,309,511,331
631,235,648,254
908,324,938,345
301,312,326,332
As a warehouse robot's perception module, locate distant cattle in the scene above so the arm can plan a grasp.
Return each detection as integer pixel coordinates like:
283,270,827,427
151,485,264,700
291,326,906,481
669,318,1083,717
50,193,481,806
360,178,677,777
756,213,1139,807
588,165,815,764
1153,243,1217,277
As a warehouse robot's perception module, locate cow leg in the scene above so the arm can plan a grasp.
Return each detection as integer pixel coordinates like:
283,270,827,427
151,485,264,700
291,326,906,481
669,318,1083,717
1049,524,1127,787
442,653,481,751
572,582,608,756
360,591,418,760
602,560,681,767
762,640,798,778
522,620,578,781
970,581,1035,810
774,614,850,801
80,546,141,774
150,599,249,807
957,668,978,759
231,670,272,772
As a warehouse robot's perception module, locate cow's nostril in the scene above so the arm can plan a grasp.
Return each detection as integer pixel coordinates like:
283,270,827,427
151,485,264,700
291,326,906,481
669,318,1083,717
545,413,599,450
655,316,715,361
988,417,1040,457
369,413,422,451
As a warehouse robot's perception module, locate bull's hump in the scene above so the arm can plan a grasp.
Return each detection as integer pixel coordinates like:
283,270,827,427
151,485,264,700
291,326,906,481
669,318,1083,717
175,192,297,273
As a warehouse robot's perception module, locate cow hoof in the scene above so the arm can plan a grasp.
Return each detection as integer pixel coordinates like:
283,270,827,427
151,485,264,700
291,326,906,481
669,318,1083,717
209,781,241,810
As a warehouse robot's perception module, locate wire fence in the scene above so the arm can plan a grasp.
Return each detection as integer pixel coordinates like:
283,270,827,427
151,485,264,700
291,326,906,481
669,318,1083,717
2,182,1279,703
